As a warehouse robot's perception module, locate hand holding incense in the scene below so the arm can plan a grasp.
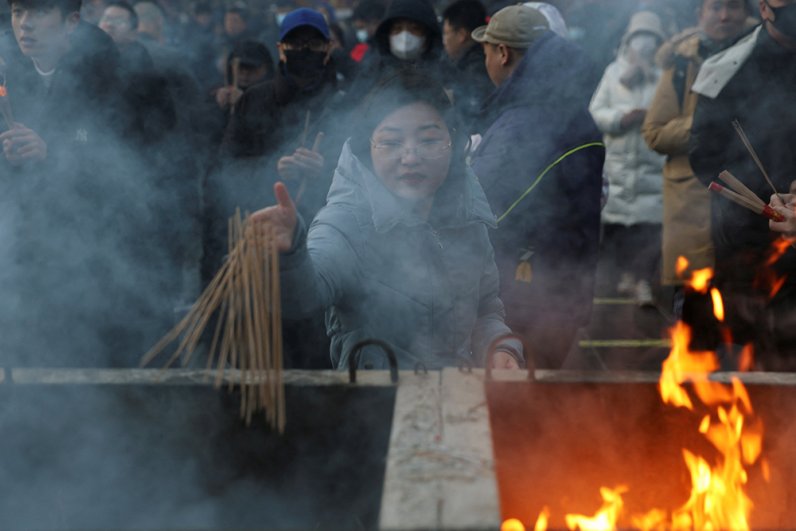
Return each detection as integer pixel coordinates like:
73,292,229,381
768,192,796,239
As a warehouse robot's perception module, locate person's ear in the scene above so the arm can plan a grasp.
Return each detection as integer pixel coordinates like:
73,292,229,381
498,43,510,66
456,27,469,46
277,42,287,62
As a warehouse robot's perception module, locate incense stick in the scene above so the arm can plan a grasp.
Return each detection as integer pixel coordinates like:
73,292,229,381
140,210,285,432
718,170,764,207
300,110,311,148
731,119,785,203
229,58,241,116
709,181,785,222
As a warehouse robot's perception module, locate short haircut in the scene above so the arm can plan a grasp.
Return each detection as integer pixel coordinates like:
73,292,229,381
442,0,486,33
352,0,385,23
105,1,138,29
7,0,82,13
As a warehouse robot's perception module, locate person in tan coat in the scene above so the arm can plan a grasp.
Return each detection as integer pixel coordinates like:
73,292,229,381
641,0,751,324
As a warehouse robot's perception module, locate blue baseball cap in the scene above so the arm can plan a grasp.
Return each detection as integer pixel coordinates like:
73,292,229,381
279,8,331,41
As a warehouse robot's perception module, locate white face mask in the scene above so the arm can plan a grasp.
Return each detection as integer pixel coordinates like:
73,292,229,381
356,29,369,43
389,30,425,60
627,34,658,62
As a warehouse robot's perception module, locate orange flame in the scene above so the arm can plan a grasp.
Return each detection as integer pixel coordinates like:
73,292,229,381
534,507,550,531
501,517,526,531
565,485,626,530
548,318,766,529
758,238,791,298
710,287,725,322
675,256,689,277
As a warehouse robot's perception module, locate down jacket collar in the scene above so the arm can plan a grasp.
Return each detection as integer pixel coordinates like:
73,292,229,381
326,141,496,233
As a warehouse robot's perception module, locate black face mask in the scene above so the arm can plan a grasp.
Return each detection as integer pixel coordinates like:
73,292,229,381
766,0,796,41
284,50,327,85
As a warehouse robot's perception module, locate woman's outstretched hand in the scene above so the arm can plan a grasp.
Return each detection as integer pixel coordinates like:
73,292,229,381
251,182,298,252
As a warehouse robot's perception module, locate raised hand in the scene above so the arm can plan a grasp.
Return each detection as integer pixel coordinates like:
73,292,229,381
251,182,298,252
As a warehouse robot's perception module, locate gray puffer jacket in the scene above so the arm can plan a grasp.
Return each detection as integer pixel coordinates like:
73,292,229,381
280,141,523,370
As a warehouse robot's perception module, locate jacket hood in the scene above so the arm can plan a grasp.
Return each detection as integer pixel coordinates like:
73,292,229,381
656,27,701,67
326,141,496,232
621,10,667,46
484,31,594,114
373,0,442,58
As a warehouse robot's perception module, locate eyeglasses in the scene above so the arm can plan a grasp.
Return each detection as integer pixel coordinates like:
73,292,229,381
282,39,328,52
370,138,452,160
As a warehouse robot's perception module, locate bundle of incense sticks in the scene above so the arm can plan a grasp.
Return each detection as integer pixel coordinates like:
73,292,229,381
140,209,285,432
732,119,785,203
0,84,14,130
709,170,785,222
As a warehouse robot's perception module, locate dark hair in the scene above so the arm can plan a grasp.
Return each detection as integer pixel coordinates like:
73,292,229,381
227,39,274,80
7,0,82,13
442,0,486,33
225,4,248,18
105,1,138,29
352,0,386,22
351,67,468,183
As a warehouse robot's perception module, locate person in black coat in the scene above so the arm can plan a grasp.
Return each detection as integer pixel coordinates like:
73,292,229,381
206,8,346,368
441,0,493,134
346,0,443,103
0,2,184,367
689,1,796,370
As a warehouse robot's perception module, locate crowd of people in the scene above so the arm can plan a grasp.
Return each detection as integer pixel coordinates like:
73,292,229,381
1,0,794,372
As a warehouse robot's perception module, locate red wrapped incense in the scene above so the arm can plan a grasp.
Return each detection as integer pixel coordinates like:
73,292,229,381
709,181,786,222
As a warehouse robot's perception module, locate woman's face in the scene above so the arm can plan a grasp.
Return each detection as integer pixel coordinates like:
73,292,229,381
370,102,452,203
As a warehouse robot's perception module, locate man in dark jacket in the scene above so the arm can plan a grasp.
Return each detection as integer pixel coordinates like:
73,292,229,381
689,0,796,370
219,8,343,222
208,8,344,368
0,0,183,367
441,0,493,134
469,5,605,369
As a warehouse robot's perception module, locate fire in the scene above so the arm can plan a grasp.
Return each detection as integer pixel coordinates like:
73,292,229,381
528,270,767,529
501,517,526,531
709,287,725,322
757,238,791,298
564,485,626,531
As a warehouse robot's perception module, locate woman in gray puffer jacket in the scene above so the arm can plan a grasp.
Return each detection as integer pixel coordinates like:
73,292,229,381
252,70,523,370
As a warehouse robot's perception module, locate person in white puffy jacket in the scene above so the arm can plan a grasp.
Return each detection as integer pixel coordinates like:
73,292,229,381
589,10,667,306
